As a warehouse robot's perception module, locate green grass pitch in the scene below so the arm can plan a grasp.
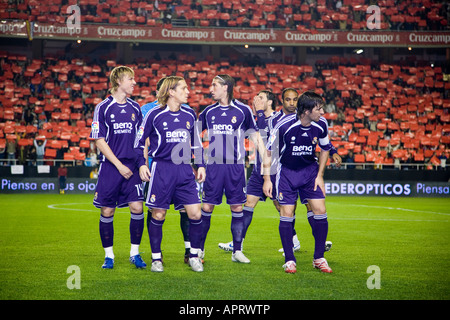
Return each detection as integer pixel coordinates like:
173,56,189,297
0,194,448,301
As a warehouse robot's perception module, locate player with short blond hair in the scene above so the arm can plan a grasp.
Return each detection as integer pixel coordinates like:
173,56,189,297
90,65,145,269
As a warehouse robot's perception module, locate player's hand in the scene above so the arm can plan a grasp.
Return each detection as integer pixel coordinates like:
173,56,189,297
314,176,325,196
253,95,264,112
117,163,133,180
196,167,206,184
333,153,342,167
139,165,151,182
263,180,273,198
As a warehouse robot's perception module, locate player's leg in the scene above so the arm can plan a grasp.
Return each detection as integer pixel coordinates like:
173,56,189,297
226,164,250,263
218,194,259,252
200,202,214,260
275,201,300,253
119,165,146,269
276,166,298,272
128,201,146,268
200,163,223,258
308,198,332,273
177,207,191,263
184,203,203,272
100,206,115,269
148,208,166,272
94,161,120,269
306,202,332,252
279,204,296,273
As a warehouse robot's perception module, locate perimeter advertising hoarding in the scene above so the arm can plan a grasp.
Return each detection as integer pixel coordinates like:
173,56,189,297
1,177,448,197
1,21,449,47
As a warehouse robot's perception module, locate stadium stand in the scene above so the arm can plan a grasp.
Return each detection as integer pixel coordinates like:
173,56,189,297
0,0,448,31
0,48,449,168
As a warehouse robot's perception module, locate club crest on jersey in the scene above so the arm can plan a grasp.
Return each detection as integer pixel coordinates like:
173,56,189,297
150,194,156,203
231,116,237,123
278,192,283,201
186,121,191,129
131,113,135,121
312,137,318,145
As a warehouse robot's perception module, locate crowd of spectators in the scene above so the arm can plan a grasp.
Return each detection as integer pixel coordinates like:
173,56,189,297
0,48,449,169
1,0,448,31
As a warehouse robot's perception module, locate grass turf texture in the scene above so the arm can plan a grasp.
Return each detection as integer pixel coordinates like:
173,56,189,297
0,194,448,300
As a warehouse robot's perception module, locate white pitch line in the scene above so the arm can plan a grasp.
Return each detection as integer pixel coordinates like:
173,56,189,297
48,203,98,213
48,202,449,223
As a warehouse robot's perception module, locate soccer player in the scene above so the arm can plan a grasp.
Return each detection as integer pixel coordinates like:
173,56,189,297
135,76,205,272
141,77,193,263
198,74,265,264
217,89,278,251
90,66,146,269
263,91,333,274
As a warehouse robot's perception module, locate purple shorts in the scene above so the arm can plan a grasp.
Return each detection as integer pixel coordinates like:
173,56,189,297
202,163,246,205
145,160,201,210
246,169,277,201
93,159,144,208
276,162,325,206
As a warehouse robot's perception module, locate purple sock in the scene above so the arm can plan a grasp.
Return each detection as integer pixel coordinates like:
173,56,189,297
231,210,244,252
279,216,295,263
188,217,202,257
99,214,114,248
307,211,315,236
130,212,144,246
292,215,297,236
148,217,164,261
313,214,328,260
242,206,254,239
200,209,212,251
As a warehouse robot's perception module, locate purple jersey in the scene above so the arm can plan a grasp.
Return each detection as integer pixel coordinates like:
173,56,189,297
134,105,201,167
90,96,142,163
198,99,258,165
268,115,331,170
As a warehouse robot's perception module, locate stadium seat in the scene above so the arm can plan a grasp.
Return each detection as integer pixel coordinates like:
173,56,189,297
354,154,365,163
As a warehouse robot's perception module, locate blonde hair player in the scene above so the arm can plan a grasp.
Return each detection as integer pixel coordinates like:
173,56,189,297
90,65,146,269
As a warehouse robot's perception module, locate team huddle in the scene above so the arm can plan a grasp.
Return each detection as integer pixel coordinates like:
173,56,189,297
90,65,338,274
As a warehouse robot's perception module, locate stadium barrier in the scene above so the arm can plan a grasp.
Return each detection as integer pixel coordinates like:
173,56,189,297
0,177,448,197
1,163,448,197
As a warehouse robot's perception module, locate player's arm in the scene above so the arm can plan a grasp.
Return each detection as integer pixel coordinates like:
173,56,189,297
314,148,329,196
327,141,341,167
95,138,133,179
144,138,150,167
134,118,151,182
262,149,273,198
253,95,266,130
191,117,206,183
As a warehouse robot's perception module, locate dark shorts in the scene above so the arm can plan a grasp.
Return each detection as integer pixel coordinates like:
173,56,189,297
246,169,277,201
276,162,325,206
145,160,201,210
93,160,144,208
202,163,246,205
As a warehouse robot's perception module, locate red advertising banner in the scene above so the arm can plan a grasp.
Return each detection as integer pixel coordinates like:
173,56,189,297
1,21,450,47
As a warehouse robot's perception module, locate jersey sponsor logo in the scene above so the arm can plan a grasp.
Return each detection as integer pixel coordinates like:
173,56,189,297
212,123,234,135
166,130,188,143
292,145,313,156
113,122,133,134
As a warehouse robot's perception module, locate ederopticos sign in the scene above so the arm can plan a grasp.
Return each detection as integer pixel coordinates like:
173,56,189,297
325,181,449,197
